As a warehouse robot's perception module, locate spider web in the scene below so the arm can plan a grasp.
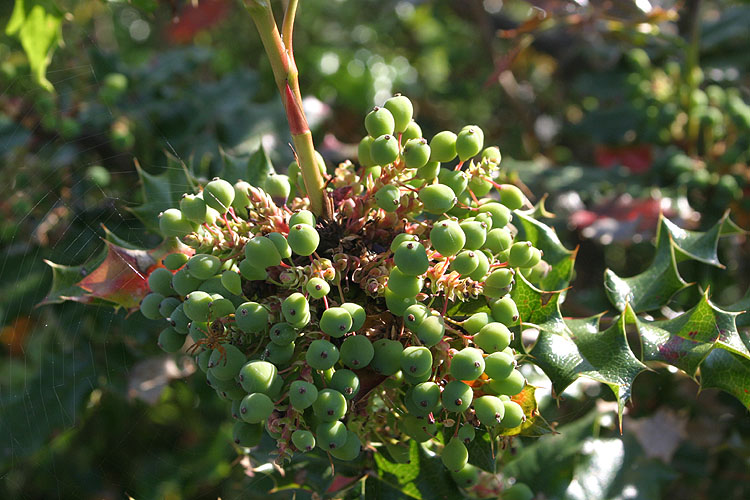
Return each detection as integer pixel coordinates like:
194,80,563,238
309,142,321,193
0,4,288,498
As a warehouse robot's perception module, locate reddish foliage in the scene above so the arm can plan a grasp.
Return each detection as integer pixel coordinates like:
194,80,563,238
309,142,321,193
166,0,230,44
595,144,653,174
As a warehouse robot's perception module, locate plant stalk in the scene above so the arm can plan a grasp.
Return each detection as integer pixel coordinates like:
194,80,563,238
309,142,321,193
243,0,326,216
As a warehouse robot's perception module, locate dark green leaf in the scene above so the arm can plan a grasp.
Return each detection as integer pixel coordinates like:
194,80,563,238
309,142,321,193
129,160,194,233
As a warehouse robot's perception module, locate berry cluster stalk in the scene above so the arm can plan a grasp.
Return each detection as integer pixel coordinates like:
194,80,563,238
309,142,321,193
243,0,326,217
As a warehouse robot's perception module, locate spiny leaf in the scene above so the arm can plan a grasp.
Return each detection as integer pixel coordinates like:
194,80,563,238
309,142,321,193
497,384,554,437
699,348,750,408
637,291,749,377
129,160,194,233
512,273,568,336
527,300,647,425
726,286,750,328
6,0,63,92
39,247,107,306
513,210,577,292
604,225,690,313
657,212,727,267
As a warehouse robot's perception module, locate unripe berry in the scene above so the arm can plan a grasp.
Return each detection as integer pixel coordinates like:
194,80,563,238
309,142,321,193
401,120,422,142
365,106,395,137
358,136,375,167
263,174,291,206
430,219,466,256
456,126,484,161
340,302,366,331
474,322,512,353
159,208,196,238
371,134,400,165
245,235,282,268
306,277,330,298
375,184,401,212
384,94,414,133
287,224,320,256
429,131,458,162
306,339,339,370
438,168,468,196
204,178,235,213
498,184,525,210
320,307,353,338
180,194,207,224
340,335,374,368
450,347,485,381
419,184,456,214
451,250,479,276
394,241,429,276
289,209,316,227
402,138,431,169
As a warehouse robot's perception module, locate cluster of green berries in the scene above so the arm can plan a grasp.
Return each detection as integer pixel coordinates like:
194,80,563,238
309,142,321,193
140,94,542,495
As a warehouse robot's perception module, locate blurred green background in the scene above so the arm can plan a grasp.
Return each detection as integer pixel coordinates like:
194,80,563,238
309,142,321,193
1,0,749,498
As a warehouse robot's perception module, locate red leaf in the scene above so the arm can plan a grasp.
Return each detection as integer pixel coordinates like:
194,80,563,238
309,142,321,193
166,0,230,44
594,144,653,174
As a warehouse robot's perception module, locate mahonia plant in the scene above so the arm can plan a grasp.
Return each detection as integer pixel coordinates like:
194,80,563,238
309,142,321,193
41,2,750,498
142,96,537,483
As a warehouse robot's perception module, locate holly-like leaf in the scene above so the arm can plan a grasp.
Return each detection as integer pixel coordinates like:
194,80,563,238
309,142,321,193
637,291,749,376
497,384,554,437
512,273,568,337
727,286,750,328
604,225,690,313
5,0,63,92
129,159,195,233
657,212,728,267
246,144,276,187
42,237,192,310
369,440,462,500
513,210,577,292
699,348,750,408
39,247,107,306
528,303,647,426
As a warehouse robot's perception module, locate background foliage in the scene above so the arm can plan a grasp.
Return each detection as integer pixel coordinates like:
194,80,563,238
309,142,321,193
1,0,749,499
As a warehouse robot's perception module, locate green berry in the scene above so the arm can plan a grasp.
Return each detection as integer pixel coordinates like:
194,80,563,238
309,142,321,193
163,253,189,270
401,120,422,142
498,184,524,210
384,288,417,316
403,138,431,169
313,389,348,422
390,233,419,252
159,208,196,238
430,131,458,162
239,259,267,281
140,293,165,320
267,232,292,259
419,184,456,214
371,134,400,165
430,219,466,256
306,339,339,370
474,395,505,427
441,437,468,472
415,315,445,347
499,400,525,428
239,360,278,395
183,291,213,322
232,181,252,213
482,146,502,163
264,340,295,365
468,250,490,281
456,126,484,161
158,327,185,353
474,322,512,353
204,178,235,213
371,339,404,375
330,369,360,399
340,302,366,331
159,297,181,318
451,463,480,488
221,270,242,296
316,421,348,450
186,254,221,280
403,303,430,330
340,335,374,369
484,228,513,254
490,296,519,325
180,194,207,224
438,169,468,196
264,174,291,205
478,202,511,229
416,160,440,180
245,236,282,268
168,303,190,333
320,307,353,338
289,380,318,410
508,242,534,268
365,106,395,138
401,346,433,377
306,277,330,298
468,176,492,197
451,250,479,276
457,424,476,444
269,322,297,345
442,380,473,413
375,184,401,212
239,393,274,423
208,343,245,380
358,136,374,167
172,268,202,296
450,347,485,381
487,369,525,396
484,351,515,380
387,266,424,298
292,430,316,452
289,209,316,227
232,421,263,447
287,224,320,256
384,94,413,133
463,312,490,335
459,220,487,250
282,292,310,326
330,430,362,461
394,240,430,276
